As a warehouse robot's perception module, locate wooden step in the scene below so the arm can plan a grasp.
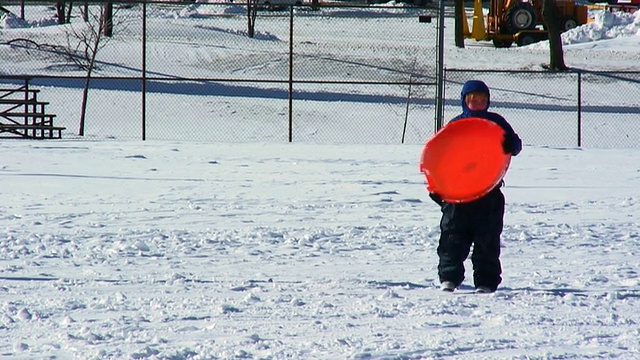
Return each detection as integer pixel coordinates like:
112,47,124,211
0,99,48,105
1,119,56,127
0,124,65,130
0,124,66,139
0,112,56,117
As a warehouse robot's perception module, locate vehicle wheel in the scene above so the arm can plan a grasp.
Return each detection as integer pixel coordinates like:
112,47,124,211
492,38,513,48
561,16,578,31
516,34,537,46
505,3,537,33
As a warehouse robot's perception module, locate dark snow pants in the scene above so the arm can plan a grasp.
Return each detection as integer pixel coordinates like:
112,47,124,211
437,188,505,291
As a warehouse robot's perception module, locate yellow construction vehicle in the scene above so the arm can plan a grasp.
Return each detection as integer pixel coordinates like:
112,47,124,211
466,0,590,47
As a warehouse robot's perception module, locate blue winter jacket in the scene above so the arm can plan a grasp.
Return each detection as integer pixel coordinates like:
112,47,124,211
451,80,522,156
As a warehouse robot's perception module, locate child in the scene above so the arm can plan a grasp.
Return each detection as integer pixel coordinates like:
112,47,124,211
430,80,522,293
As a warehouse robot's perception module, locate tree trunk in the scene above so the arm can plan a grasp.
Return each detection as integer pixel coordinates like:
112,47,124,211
56,1,65,24
454,0,465,48
79,71,90,136
247,0,257,38
541,0,567,70
79,7,105,136
103,1,113,37
65,1,73,23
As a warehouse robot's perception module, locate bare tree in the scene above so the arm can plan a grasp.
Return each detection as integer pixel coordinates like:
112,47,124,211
66,1,74,23
247,0,258,38
55,1,73,24
55,1,65,24
62,4,122,135
539,0,567,70
384,59,433,143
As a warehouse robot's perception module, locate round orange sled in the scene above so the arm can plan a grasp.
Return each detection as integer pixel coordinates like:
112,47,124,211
419,117,511,203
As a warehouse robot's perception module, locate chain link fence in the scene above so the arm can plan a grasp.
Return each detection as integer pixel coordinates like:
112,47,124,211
1,2,638,147
443,69,640,148
1,2,439,143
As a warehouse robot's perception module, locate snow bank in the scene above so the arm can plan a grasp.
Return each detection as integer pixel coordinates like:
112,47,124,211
563,9,640,44
0,11,57,28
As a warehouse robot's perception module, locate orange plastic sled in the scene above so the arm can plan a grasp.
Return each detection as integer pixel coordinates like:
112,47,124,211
419,117,511,203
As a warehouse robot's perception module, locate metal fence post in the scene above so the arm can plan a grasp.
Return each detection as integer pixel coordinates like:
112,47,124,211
577,71,582,147
288,5,294,143
435,0,446,133
142,1,147,141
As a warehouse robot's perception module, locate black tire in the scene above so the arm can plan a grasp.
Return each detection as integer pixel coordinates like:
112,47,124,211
516,34,538,46
492,38,514,48
561,16,578,31
505,3,537,33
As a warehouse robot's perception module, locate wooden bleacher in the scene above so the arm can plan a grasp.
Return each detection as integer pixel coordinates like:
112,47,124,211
0,84,66,139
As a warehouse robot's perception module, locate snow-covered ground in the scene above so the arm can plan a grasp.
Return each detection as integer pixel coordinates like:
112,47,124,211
1,3,640,359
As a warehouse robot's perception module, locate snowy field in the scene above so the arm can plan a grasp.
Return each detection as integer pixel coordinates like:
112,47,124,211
2,141,640,359
1,2,640,359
